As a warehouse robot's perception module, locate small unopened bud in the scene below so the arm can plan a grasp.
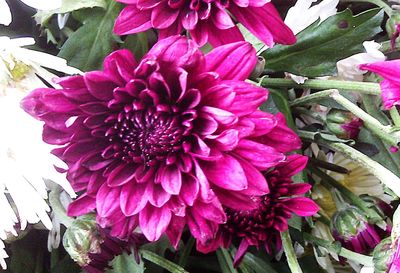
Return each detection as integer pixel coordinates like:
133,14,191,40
250,56,265,79
62,215,101,267
386,12,400,39
386,12,400,49
373,237,394,273
326,109,363,139
63,215,147,272
331,206,387,254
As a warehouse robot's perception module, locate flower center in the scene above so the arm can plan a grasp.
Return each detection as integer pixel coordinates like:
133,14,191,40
223,200,270,243
109,108,185,166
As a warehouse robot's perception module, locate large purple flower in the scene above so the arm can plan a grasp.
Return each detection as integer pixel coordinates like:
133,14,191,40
22,36,301,248
113,0,296,47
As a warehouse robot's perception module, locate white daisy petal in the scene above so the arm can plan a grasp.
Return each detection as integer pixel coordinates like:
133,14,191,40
285,0,339,35
0,0,12,26
19,0,61,10
0,36,78,267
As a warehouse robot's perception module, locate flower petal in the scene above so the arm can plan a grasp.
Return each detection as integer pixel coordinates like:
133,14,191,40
120,182,148,216
201,154,247,191
283,197,319,216
205,41,256,80
114,5,152,35
229,3,296,47
67,194,96,216
139,205,172,241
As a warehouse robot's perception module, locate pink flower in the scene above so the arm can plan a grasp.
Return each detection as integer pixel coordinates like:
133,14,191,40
196,154,319,266
22,36,301,247
113,0,296,47
360,60,400,109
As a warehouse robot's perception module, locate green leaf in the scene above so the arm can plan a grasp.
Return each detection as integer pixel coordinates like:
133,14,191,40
51,254,81,273
357,127,400,176
237,251,278,273
35,0,107,24
106,252,145,273
268,89,296,130
237,24,265,53
216,248,238,273
58,0,122,71
141,250,188,273
122,33,149,61
262,8,384,77
9,230,49,273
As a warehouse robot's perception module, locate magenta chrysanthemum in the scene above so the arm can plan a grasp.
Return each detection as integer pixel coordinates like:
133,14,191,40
22,36,301,248
360,60,400,109
196,154,319,266
113,0,296,47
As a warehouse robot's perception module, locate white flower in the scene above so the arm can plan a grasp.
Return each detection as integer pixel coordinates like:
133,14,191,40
329,153,393,204
0,92,76,269
0,0,62,26
0,240,8,270
0,36,79,269
336,41,386,81
360,266,374,273
285,0,339,35
0,36,81,91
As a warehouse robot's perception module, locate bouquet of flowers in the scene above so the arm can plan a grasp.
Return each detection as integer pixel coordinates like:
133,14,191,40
1,0,400,272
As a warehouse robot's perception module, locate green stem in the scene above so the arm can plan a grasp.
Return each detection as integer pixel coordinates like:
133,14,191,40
308,166,382,222
281,230,303,273
303,233,374,266
50,248,59,270
363,95,400,173
178,237,195,267
49,188,74,227
331,189,348,211
330,91,400,147
390,107,400,127
317,215,331,226
34,249,44,273
308,157,349,174
362,95,390,125
290,89,335,107
141,250,189,273
292,107,326,123
260,78,381,95
301,130,400,197
340,0,392,15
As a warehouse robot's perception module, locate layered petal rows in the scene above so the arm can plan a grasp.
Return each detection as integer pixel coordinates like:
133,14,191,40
22,36,301,249
113,0,296,47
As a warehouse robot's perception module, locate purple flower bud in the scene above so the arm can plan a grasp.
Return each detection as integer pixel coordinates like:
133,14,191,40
331,206,388,254
326,109,363,139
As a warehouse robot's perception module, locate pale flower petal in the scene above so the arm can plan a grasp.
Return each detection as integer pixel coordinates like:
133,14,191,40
19,0,62,10
0,0,12,26
285,0,339,35
337,41,386,81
